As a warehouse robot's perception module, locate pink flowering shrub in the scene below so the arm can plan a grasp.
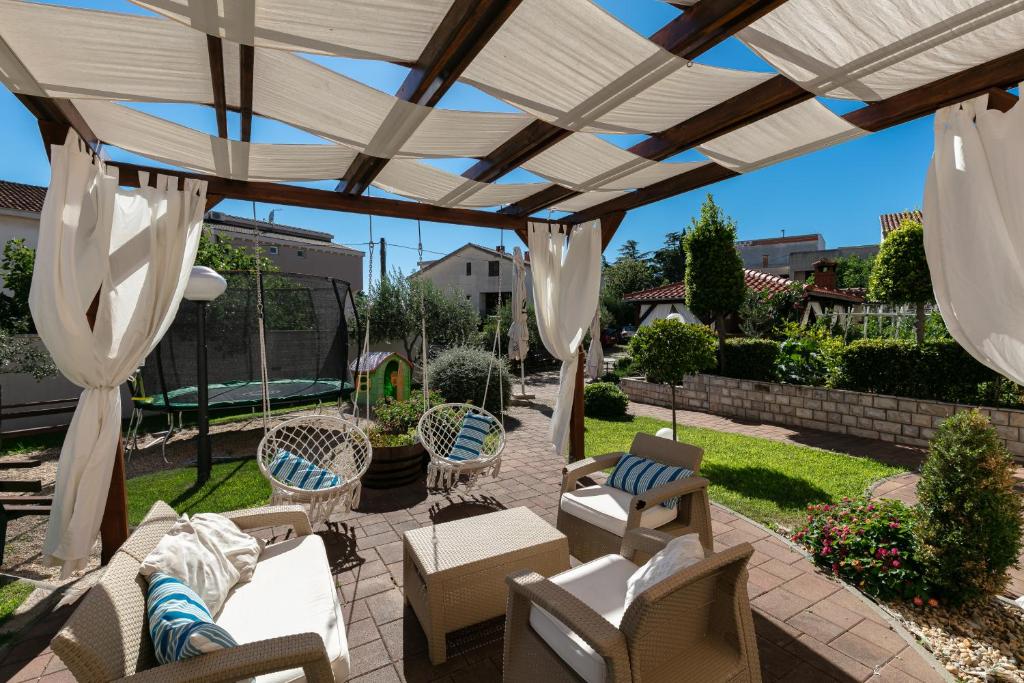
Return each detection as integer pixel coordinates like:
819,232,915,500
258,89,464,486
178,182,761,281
792,497,928,601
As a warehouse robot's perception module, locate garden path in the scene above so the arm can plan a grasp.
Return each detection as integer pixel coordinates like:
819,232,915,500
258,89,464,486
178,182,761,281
0,374,944,682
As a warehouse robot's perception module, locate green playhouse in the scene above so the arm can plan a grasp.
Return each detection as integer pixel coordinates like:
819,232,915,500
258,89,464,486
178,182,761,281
350,351,412,405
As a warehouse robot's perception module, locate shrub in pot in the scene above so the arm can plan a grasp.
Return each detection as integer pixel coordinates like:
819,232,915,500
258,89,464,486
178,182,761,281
429,346,511,415
584,382,629,418
364,391,443,488
915,410,1023,605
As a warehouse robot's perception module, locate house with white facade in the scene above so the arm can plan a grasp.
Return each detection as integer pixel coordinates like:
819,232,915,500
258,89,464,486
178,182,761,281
411,243,531,316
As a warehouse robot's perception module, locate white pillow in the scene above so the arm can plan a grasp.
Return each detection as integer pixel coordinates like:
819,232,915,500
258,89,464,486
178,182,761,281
140,513,263,616
624,534,706,608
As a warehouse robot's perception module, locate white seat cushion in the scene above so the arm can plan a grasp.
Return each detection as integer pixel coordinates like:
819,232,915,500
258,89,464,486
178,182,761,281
560,484,676,537
529,554,638,683
216,534,348,683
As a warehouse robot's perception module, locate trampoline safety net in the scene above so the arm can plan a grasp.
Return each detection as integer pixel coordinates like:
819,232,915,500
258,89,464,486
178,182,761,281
138,271,352,411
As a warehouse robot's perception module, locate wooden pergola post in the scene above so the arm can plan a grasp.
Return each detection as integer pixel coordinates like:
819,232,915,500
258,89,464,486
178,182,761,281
569,345,586,463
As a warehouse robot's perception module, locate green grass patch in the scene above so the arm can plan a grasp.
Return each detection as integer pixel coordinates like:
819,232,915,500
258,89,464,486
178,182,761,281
126,459,271,526
585,415,904,529
0,579,34,643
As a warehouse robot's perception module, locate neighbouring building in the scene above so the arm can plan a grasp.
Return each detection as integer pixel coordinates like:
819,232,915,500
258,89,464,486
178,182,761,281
205,212,363,292
879,209,923,240
623,267,864,330
411,243,528,315
789,244,879,282
0,180,45,254
735,233,824,276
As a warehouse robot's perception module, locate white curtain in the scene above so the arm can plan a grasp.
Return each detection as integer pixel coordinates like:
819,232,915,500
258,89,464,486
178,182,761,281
528,220,602,454
507,247,530,362
30,130,207,576
585,307,603,380
924,91,1024,385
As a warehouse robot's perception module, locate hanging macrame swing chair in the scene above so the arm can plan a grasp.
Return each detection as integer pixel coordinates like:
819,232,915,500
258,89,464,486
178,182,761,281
254,203,371,523
417,221,507,491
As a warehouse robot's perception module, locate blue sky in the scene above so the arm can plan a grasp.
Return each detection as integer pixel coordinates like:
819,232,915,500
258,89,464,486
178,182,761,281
0,0,934,283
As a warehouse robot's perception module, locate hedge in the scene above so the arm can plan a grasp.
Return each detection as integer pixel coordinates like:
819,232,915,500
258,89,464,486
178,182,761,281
829,338,995,403
718,338,779,382
584,382,629,418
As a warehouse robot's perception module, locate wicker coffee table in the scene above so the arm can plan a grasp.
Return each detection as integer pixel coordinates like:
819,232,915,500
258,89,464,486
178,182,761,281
403,506,570,664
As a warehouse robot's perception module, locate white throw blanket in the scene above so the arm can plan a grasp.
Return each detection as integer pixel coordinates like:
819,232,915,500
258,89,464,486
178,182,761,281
528,220,602,454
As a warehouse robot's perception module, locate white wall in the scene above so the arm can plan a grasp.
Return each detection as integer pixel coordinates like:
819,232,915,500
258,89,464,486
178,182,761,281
414,246,532,315
639,302,701,326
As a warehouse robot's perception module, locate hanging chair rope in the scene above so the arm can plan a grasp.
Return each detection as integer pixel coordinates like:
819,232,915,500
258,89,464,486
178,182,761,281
417,219,428,400
251,201,271,433
353,203,375,421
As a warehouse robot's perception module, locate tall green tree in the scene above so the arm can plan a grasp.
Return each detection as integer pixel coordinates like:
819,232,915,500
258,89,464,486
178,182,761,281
651,230,687,284
684,195,746,370
835,253,875,289
616,239,648,263
868,219,931,343
0,238,36,333
601,257,655,329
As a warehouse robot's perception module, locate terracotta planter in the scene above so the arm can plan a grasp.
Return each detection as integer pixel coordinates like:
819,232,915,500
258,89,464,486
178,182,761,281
364,441,426,489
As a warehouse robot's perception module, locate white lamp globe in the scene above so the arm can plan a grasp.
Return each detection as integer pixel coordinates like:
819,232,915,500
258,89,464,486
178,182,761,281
184,266,227,302
656,427,675,440
666,313,684,323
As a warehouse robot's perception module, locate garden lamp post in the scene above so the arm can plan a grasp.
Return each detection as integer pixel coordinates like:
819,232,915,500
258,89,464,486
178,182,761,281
184,266,227,483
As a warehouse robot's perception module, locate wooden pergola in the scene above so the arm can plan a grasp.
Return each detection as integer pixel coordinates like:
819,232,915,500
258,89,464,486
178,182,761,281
8,0,1024,559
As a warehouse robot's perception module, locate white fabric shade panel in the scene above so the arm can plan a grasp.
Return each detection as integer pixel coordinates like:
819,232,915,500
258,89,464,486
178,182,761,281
740,0,1024,101
924,92,1024,385
131,0,454,64
74,100,360,182
30,130,207,576
373,159,551,208
523,133,706,191
528,220,602,454
552,191,630,213
697,99,865,173
461,0,773,134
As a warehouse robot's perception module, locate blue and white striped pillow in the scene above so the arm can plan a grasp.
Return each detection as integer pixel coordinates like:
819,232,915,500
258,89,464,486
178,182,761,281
607,454,693,509
147,573,238,664
270,450,342,490
447,413,494,462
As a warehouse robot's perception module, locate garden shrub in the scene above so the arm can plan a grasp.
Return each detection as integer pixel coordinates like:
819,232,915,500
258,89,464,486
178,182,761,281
584,382,629,418
793,498,926,601
830,338,995,403
776,323,843,386
718,338,779,381
428,346,512,415
373,391,444,435
915,410,1023,605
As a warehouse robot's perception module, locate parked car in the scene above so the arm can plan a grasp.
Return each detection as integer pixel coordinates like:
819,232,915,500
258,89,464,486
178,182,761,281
620,324,637,340
601,327,619,346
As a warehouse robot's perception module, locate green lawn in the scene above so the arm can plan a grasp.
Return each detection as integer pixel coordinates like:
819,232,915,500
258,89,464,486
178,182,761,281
126,459,271,525
0,580,34,644
585,415,903,529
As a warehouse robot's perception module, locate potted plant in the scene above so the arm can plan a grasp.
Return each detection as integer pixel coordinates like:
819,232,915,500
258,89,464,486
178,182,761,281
364,391,443,488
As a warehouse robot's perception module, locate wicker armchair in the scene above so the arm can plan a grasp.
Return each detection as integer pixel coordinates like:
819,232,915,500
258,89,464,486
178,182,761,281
50,501,339,683
503,529,760,683
558,432,712,563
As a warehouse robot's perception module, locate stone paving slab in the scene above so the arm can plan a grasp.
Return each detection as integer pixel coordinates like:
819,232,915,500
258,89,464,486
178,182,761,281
0,378,946,682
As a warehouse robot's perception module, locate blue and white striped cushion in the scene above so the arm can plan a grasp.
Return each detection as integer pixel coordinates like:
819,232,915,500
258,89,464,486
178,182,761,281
270,450,342,490
147,573,238,664
607,454,693,509
447,413,494,462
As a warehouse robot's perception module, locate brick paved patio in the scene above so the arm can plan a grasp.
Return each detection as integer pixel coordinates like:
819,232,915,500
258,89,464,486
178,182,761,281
0,379,946,682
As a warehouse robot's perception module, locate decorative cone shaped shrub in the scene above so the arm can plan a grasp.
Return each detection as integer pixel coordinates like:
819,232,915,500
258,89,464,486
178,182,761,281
916,409,1023,605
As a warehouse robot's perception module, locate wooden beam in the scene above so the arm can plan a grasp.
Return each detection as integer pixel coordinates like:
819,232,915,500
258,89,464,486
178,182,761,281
569,345,586,462
18,94,98,151
239,44,255,143
599,210,627,250
650,0,790,61
206,36,228,139
463,121,572,184
339,0,523,196
107,161,552,231
565,50,1024,223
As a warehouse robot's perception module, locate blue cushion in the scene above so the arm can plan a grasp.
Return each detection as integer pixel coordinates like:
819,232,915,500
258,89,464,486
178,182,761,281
271,450,342,490
147,573,238,665
607,454,693,509
447,413,494,461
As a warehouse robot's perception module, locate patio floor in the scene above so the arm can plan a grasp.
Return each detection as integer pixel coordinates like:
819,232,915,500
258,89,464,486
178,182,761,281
0,380,946,682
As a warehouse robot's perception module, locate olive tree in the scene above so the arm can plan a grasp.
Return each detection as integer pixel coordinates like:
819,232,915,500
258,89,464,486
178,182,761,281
684,195,746,370
628,319,717,438
869,219,932,344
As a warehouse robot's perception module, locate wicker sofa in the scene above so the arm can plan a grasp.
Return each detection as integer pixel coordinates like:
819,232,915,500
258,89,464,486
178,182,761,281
503,528,760,682
558,432,712,563
51,501,348,683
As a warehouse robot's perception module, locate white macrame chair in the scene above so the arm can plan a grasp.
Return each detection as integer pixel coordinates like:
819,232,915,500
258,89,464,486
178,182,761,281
419,403,506,491
257,414,371,524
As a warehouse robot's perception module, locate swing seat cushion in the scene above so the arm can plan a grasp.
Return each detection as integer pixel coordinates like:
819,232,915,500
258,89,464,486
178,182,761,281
270,451,342,490
447,413,494,461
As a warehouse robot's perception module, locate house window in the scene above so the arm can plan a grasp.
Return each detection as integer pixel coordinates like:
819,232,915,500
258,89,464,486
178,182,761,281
761,254,769,267
268,246,279,255
466,262,472,276
488,260,500,277
297,249,306,258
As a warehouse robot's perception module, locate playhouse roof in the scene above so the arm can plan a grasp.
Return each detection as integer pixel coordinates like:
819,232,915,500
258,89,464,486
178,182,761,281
349,351,411,373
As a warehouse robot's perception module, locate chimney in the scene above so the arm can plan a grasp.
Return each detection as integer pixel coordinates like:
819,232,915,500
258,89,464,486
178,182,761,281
495,245,505,253
812,259,837,289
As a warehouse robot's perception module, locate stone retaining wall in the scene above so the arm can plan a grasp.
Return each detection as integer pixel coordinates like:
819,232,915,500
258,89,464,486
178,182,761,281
620,374,1024,458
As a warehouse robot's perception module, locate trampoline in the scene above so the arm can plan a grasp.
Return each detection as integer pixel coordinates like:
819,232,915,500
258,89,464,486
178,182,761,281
129,271,356,456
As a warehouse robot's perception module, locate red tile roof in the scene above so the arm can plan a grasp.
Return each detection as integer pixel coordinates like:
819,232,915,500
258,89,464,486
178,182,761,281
0,180,46,214
879,210,922,239
623,269,864,304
